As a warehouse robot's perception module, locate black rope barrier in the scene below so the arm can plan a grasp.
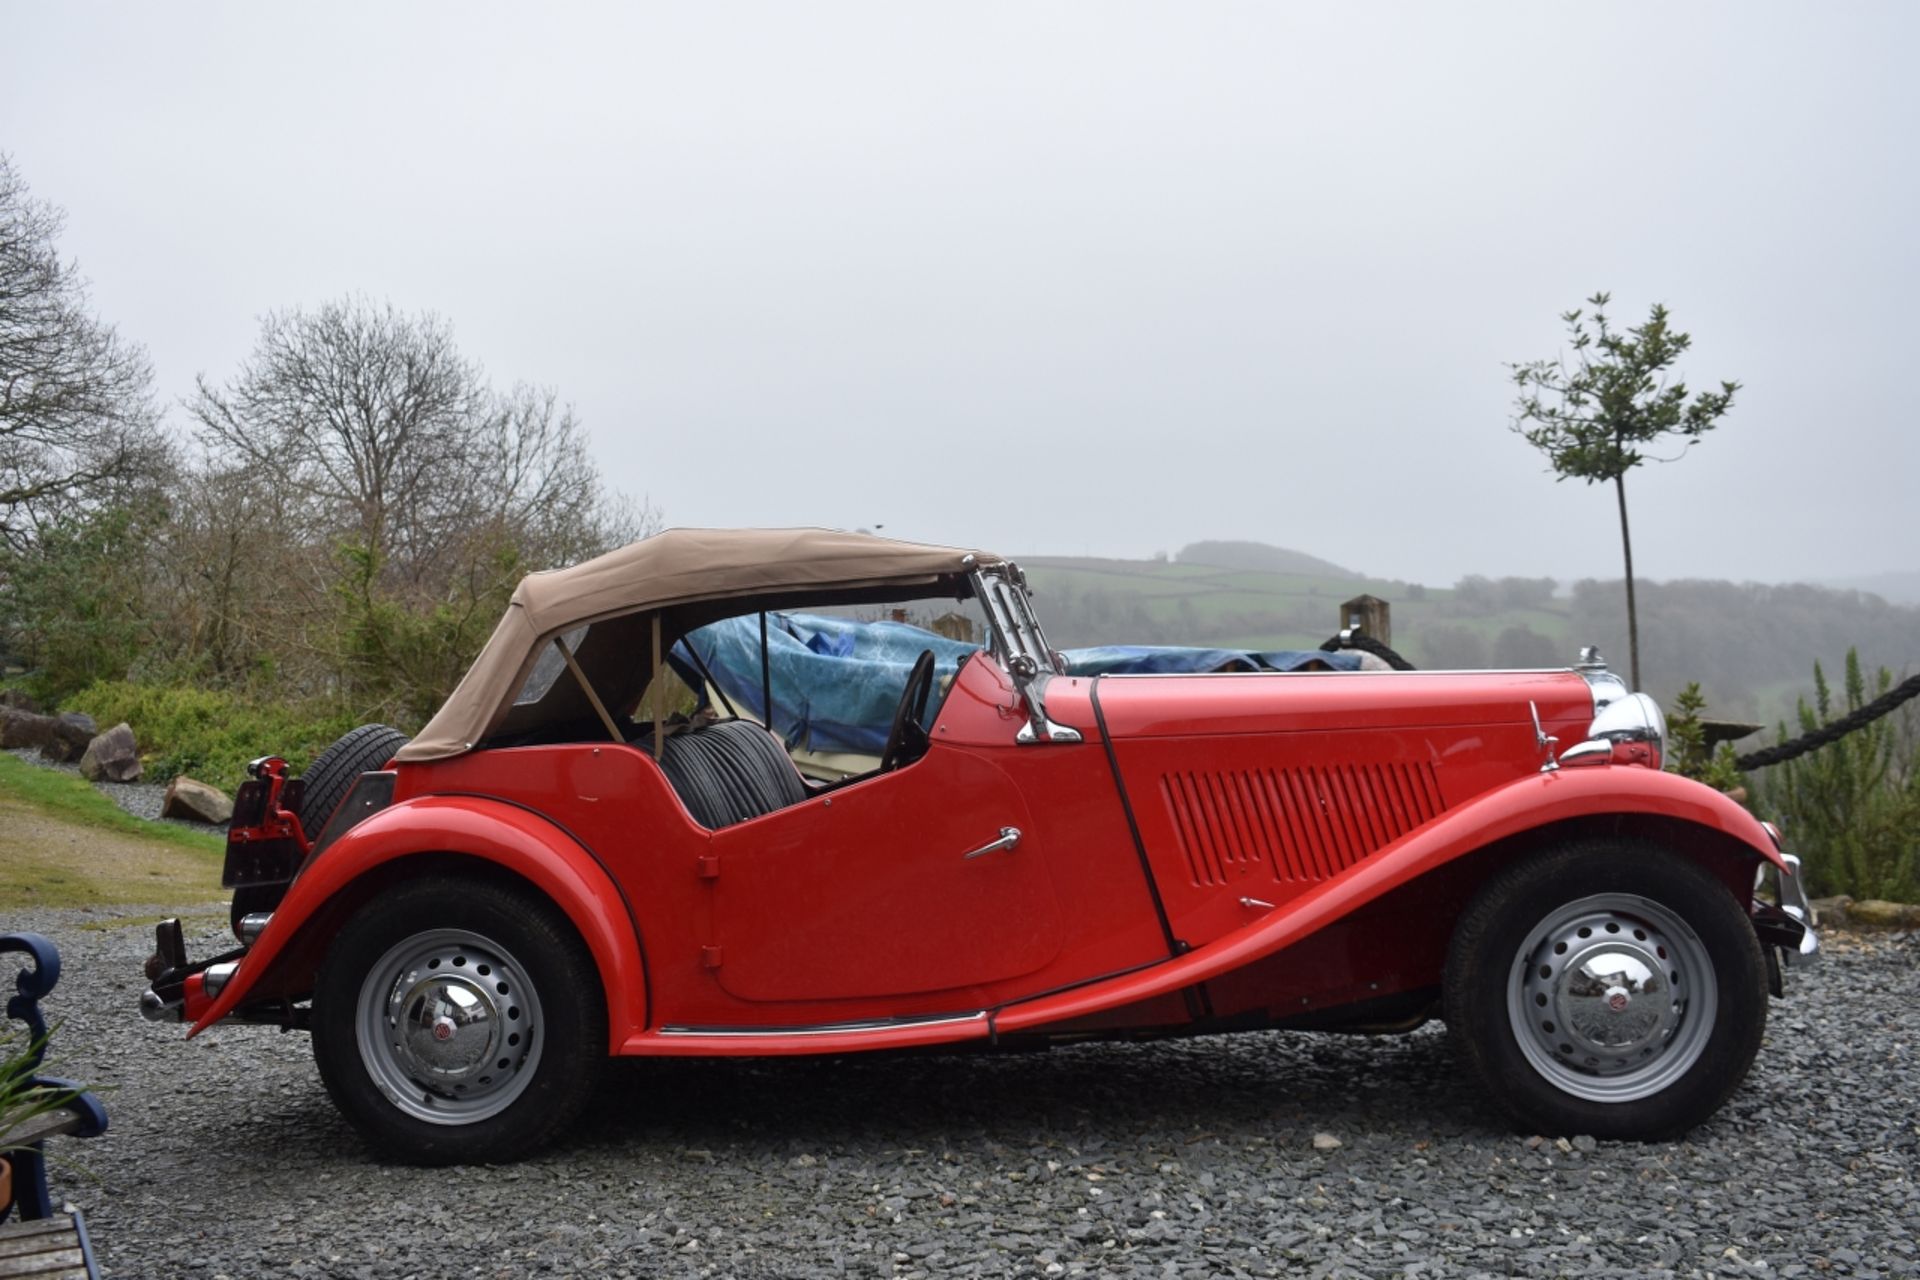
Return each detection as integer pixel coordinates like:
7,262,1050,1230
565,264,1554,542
1320,633,1920,775
1733,672,1920,771
1317,627,1916,773
1319,632,1418,671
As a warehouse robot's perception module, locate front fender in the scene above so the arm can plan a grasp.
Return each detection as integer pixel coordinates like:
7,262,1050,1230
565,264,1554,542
994,764,1782,1035
189,795,647,1049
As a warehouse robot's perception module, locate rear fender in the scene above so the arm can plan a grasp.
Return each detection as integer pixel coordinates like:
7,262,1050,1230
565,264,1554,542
189,795,647,1049
995,765,1782,1034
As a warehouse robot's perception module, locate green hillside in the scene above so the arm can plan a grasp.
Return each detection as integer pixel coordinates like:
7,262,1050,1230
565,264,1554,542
1022,555,1572,665
1018,548,1920,730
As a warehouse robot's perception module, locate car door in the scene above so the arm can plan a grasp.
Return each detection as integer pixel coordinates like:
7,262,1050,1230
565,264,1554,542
703,743,1064,1004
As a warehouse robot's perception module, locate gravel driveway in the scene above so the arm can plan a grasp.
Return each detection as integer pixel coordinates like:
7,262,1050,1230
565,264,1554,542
7,904,1915,1279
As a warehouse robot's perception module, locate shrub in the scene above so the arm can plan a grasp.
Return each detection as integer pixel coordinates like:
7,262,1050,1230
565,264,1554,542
0,503,160,703
67,680,366,795
1665,683,1746,794
1753,651,1920,901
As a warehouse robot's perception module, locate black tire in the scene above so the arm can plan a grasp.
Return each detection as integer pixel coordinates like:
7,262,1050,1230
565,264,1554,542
1444,839,1767,1140
658,720,807,828
230,724,411,939
298,723,411,835
312,875,607,1165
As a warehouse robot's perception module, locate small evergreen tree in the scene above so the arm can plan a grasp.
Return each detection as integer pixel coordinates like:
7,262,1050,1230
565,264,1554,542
1665,683,1745,794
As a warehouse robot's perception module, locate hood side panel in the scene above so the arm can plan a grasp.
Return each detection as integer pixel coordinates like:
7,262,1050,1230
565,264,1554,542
1081,670,1595,950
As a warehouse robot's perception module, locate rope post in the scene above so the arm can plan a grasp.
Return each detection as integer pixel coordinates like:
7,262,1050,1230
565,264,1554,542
1339,594,1392,647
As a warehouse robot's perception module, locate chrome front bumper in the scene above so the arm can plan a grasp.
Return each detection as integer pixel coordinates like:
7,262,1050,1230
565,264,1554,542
1753,852,1820,965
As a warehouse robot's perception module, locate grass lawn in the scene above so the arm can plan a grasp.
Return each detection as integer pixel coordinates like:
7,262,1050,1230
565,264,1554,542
0,753,224,910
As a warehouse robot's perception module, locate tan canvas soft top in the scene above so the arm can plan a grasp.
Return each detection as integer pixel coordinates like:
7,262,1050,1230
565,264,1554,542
397,527,1002,762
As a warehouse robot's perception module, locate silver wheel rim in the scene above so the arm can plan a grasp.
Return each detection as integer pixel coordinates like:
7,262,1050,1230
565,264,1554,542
354,928,544,1126
1507,892,1717,1103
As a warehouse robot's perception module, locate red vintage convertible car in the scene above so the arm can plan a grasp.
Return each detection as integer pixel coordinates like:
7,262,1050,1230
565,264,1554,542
140,529,1816,1164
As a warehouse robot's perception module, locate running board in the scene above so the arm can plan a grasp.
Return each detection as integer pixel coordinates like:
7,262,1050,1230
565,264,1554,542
625,1011,989,1056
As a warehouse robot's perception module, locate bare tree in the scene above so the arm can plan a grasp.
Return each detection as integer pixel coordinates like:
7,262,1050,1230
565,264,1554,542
143,462,329,684
190,297,649,584
0,154,170,548
188,295,653,719
189,298,485,574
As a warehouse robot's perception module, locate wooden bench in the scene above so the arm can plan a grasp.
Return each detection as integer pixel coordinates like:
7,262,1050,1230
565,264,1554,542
1,935,107,1280
0,1211,96,1279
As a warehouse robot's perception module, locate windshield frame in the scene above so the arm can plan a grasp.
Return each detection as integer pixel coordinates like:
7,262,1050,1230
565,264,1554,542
968,560,1081,745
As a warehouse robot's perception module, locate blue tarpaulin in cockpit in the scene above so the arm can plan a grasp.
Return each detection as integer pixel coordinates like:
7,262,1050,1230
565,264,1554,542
670,613,1361,756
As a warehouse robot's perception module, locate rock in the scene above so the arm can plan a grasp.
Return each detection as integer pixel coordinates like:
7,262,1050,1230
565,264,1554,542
1847,899,1920,930
161,776,233,824
0,706,32,749
1810,895,1853,928
1311,1133,1342,1152
0,689,40,713
78,722,141,782
1,708,58,753
49,711,95,762
0,707,95,762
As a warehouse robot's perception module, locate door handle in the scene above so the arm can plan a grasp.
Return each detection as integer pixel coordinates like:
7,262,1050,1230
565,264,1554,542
962,827,1022,860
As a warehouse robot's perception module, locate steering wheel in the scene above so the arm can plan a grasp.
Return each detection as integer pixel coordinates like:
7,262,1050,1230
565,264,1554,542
878,649,938,773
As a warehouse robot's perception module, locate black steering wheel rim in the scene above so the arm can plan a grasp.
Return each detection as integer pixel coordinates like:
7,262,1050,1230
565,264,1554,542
878,649,938,773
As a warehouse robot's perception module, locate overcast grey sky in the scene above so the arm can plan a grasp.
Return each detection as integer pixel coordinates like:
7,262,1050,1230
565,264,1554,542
4,3,1914,588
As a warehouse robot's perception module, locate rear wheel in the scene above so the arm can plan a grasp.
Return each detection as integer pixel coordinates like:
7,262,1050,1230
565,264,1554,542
312,875,606,1165
1445,840,1767,1139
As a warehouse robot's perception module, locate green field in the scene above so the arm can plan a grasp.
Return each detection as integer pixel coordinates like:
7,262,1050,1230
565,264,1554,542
1021,554,1575,663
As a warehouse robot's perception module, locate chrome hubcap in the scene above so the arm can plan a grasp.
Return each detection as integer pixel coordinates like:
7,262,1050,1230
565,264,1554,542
1508,893,1716,1103
355,929,544,1125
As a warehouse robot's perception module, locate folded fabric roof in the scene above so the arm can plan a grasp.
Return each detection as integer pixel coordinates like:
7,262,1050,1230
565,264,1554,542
400,527,1000,762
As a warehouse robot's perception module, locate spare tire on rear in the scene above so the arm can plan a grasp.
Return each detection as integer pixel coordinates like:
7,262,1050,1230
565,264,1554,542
298,723,411,836
229,723,411,940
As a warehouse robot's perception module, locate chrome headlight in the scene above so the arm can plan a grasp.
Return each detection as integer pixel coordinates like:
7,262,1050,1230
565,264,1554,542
1588,691,1666,768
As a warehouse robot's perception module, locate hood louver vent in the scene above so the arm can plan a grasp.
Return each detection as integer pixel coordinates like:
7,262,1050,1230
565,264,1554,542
1160,762,1443,887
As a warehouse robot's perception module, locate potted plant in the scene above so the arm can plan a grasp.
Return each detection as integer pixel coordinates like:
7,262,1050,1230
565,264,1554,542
0,1027,83,1220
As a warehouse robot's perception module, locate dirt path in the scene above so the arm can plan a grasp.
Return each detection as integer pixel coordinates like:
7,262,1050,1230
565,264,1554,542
0,788,223,909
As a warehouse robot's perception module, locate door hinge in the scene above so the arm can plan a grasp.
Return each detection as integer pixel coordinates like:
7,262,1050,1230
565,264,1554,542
701,945,723,969
696,854,720,879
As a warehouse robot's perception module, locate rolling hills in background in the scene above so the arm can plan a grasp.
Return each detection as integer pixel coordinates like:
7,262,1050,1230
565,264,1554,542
1819,570,1920,607
1019,541,1920,733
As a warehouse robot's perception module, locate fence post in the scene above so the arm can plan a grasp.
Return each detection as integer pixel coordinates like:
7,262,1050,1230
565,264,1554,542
1339,594,1391,645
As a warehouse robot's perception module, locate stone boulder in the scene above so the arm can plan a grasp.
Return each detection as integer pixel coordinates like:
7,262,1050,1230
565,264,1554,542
49,712,96,763
0,706,36,749
1848,899,1920,931
0,707,97,762
1,708,57,753
0,690,40,714
161,776,233,825
78,722,142,783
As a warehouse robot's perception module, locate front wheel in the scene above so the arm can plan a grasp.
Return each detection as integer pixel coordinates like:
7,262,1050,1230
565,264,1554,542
1444,840,1768,1140
312,876,606,1165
